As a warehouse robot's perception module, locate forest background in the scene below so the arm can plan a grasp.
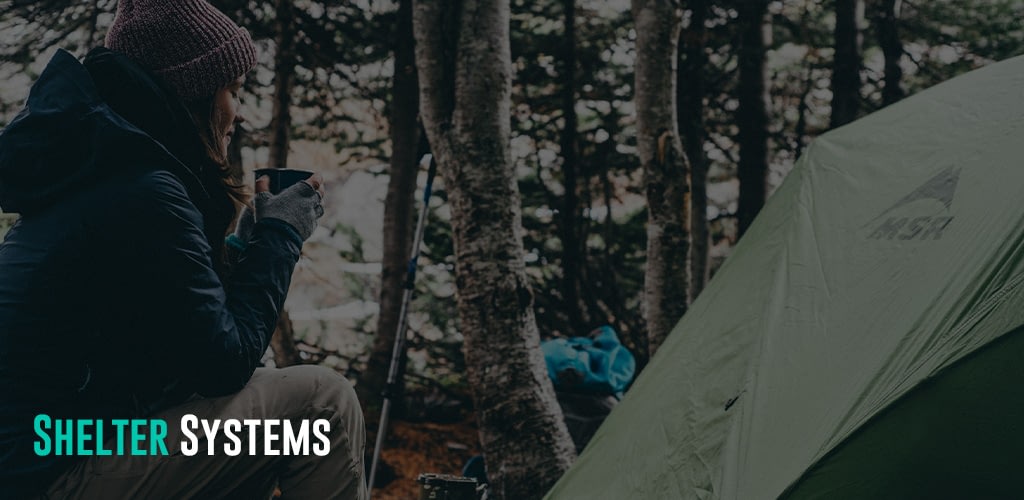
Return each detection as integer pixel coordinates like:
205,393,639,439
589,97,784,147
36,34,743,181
2,0,1023,498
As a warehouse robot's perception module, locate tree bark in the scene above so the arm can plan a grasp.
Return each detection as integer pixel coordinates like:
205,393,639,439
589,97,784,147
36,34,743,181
413,1,576,498
270,309,303,367
560,0,585,334
736,0,771,239
269,0,296,168
871,0,904,106
632,0,691,359
831,0,862,128
359,0,421,419
678,0,709,302
267,0,299,366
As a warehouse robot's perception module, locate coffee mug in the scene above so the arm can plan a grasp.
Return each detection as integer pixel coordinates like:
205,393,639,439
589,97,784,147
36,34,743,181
254,168,314,195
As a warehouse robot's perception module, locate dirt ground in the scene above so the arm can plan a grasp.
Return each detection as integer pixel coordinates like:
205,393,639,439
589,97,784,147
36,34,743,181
372,417,481,500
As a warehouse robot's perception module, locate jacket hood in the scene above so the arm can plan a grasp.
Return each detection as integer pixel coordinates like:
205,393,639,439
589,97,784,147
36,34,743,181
0,48,214,216
0,48,236,270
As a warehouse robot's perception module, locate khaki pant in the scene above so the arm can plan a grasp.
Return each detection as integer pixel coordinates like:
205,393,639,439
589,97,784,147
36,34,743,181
42,366,368,500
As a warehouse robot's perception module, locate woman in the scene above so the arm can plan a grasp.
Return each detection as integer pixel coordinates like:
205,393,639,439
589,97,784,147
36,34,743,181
0,0,367,498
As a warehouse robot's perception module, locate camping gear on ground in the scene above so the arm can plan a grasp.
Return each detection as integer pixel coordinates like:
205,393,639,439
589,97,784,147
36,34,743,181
555,391,617,454
460,455,487,486
460,327,635,485
541,326,634,452
546,55,1024,499
541,325,635,396
368,155,438,499
417,473,487,500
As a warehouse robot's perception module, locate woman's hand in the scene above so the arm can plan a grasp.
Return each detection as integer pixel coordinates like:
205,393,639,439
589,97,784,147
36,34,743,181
253,173,326,242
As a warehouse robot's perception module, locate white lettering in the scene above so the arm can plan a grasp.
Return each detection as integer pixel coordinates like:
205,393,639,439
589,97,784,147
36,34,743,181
244,419,261,456
223,419,242,456
264,419,280,456
200,419,221,456
312,419,330,457
180,415,198,456
284,420,309,456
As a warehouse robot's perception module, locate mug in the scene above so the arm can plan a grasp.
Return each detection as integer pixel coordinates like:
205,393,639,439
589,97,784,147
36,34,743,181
254,168,314,195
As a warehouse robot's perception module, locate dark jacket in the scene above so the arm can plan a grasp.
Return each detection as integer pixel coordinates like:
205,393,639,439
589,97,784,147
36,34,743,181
0,49,302,498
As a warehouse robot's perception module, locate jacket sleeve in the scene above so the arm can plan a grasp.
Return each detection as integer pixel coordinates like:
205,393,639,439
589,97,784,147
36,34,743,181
127,170,302,397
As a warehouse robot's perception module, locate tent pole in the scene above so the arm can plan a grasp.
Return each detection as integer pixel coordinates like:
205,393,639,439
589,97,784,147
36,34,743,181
367,154,437,498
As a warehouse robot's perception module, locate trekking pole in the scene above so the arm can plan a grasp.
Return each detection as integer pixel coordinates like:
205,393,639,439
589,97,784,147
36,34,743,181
368,154,438,498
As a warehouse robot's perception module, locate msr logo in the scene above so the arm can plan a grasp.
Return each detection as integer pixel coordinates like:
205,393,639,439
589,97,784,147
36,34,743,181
865,167,960,241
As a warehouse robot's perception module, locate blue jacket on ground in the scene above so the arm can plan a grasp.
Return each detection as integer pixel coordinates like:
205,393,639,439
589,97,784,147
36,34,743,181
0,49,301,498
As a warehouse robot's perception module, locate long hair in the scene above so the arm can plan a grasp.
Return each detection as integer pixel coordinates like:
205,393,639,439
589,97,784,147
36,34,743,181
183,96,250,275
183,96,250,212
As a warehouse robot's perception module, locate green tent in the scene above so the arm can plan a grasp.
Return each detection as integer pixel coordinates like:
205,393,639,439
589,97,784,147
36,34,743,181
546,55,1024,499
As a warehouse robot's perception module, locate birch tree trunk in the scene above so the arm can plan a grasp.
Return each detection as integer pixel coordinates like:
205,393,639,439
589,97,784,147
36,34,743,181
360,0,420,420
679,0,709,301
413,1,576,498
736,0,771,239
831,0,862,128
632,0,690,359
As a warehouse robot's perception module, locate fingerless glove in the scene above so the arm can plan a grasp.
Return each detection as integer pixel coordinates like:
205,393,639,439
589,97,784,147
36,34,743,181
255,181,324,241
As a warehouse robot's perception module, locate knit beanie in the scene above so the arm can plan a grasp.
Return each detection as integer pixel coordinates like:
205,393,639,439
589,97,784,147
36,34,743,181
104,0,257,102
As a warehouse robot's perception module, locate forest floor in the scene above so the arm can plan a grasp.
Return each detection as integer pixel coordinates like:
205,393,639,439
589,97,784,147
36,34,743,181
372,416,481,500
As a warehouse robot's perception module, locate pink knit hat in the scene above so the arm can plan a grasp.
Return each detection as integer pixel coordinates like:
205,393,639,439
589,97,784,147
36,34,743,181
104,0,257,102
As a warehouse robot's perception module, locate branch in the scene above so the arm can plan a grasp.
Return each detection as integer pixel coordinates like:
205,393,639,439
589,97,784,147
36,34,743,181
707,133,739,165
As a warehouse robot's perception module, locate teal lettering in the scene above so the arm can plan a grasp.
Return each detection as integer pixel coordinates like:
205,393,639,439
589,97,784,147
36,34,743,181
54,419,72,456
151,420,169,455
33,414,51,456
95,421,111,456
131,420,146,455
112,419,129,455
76,420,93,456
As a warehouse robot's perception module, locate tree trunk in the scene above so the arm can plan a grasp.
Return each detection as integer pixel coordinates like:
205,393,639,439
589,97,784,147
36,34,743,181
359,0,420,420
831,0,862,128
560,0,585,335
267,0,298,366
270,309,303,367
678,0,709,302
736,0,771,239
872,0,904,106
269,0,296,168
632,0,690,360
413,1,576,498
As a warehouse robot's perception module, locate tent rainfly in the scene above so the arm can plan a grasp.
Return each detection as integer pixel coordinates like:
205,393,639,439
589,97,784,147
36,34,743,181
546,54,1024,499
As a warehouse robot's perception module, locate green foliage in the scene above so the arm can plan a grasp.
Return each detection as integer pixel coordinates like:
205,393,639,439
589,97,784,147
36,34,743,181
0,0,116,63
209,0,392,163
509,0,648,340
331,222,374,300
891,0,1024,95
